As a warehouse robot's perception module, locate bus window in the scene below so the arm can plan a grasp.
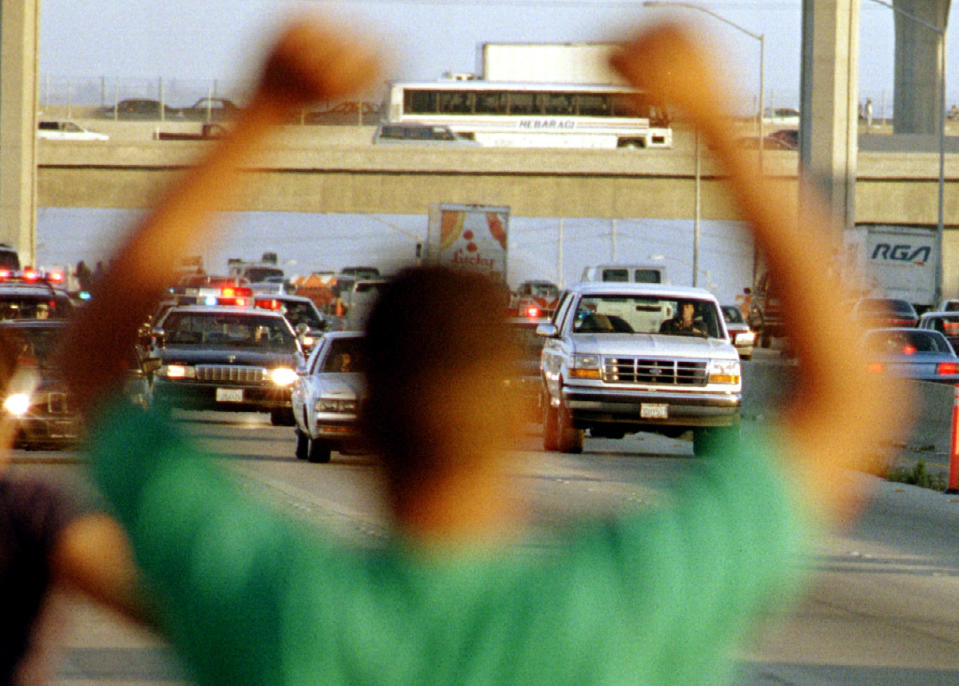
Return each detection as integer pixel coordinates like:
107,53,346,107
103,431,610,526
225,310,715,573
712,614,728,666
612,95,641,117
439,91,473,114
578,94,609,117
475,91,507,115
508,92,539,115
405,90,437,114
544,93,574,115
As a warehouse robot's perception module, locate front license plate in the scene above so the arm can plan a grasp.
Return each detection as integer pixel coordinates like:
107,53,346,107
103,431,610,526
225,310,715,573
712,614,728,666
216,388,244,403
640,403,668,419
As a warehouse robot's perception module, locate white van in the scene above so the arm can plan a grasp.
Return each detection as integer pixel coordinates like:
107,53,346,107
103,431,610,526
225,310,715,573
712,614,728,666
580,264,667,284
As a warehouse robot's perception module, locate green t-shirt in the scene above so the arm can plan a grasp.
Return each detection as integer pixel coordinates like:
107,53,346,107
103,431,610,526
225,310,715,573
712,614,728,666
87,405,812,686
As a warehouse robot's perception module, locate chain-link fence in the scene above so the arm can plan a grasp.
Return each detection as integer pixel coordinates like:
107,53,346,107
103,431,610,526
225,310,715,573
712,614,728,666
39,74,385,124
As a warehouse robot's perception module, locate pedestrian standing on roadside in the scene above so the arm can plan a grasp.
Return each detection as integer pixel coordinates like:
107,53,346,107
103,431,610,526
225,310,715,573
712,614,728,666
55,14,905,686
865,98,874,127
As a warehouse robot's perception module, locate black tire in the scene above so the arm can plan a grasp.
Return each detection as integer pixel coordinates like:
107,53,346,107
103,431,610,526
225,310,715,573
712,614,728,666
270,408,295,426
760,332,771,349
307,438,332,464
692,428,714,457
543,400,559,451
295,429,309,460
555,401,584,454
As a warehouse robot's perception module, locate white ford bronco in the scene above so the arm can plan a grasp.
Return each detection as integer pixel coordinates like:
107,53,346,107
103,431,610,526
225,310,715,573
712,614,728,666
537,282,741,455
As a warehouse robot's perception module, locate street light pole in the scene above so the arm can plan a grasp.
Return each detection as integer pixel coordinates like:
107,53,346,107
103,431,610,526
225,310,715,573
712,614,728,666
865,0,946,304
643,1,765,286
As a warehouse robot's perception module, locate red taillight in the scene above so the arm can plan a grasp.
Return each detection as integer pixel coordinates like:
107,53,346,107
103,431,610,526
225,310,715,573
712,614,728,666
524,305,540,319
0,269,12,280
867,362,884,374
938,362,959,375
902,345,917,355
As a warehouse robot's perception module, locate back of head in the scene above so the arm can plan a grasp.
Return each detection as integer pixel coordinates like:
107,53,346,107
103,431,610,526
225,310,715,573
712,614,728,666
362,266,517,485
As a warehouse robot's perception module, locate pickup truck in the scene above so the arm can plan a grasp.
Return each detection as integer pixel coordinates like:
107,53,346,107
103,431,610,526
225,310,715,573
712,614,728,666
538,282,741,455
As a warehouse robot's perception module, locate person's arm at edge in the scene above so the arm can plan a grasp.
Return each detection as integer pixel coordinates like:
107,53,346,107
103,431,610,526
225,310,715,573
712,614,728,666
49,513,157,626
55,18,381,416
610,23,908,525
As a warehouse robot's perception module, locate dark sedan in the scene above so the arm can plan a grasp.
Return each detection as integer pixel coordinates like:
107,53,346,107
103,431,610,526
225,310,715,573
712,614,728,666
853,297,919,329
94,98,180,120
918,312,959,354
863,328,959,383
147,306,303,425
0,320,81,448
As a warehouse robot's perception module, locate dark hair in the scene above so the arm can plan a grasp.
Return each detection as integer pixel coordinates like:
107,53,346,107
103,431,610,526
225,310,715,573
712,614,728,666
361,266,512,481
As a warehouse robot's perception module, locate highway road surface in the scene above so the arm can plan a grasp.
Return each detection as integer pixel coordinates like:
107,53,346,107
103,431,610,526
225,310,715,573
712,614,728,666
7,403,959,686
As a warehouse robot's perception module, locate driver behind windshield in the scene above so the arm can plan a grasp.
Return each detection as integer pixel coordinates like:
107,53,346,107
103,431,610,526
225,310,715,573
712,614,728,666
660,300,706,336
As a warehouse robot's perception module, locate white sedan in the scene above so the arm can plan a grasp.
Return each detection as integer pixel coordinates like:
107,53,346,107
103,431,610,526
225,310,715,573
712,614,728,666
290,331,365,463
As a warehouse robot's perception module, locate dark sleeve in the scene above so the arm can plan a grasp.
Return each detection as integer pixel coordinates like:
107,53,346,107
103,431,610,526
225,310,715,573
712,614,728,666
0,476,92,676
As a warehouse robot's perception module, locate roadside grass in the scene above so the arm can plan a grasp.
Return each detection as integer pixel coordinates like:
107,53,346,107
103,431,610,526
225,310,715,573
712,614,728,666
884,459,947,491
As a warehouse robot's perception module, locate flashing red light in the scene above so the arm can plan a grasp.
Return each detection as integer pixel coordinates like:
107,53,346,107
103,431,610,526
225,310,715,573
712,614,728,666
220,286,252,298
236,297,248,307
524,305,541,319
47,271,64,282
256,298,282,310
902,345,917,355
21,268,38,281
938,362,959,376
0,269,11,280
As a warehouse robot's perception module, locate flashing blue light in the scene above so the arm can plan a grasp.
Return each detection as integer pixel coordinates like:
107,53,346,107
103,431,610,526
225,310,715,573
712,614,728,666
78,291,92,301
204,295,218,306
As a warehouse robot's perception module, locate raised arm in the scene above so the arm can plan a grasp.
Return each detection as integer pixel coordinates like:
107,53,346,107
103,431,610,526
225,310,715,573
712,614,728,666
57,17,381,414
610,23,908,524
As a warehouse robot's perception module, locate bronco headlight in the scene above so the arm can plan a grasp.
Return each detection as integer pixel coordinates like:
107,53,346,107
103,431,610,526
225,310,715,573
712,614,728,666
270,367,298,387
315,398,358,413
570,354,602,379
160,364,195,379
707,359,741,385
3,392,32,416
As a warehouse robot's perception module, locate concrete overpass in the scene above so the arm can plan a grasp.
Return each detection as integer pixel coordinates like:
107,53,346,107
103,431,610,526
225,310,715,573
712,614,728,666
36,126,958,228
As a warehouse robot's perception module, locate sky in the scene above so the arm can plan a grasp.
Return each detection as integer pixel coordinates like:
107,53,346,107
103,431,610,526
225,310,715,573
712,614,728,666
38,0,959,113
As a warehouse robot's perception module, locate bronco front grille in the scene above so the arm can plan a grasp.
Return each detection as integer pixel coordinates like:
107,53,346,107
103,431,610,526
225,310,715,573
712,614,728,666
603,358,708,386
195,365,265,384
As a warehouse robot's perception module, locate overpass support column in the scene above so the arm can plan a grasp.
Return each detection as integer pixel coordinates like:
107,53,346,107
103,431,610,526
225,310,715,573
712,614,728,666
893,0,950,134
800,0,860,234
0,0,38,266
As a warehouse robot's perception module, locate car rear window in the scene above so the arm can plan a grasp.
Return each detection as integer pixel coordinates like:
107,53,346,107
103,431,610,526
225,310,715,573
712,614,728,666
866,330,952,354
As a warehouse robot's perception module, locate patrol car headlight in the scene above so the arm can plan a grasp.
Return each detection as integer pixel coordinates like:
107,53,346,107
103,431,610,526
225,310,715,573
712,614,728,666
160,364,195,379
270,367,298,387
707,359,741,385
3,392,31,416
570,354,601,379
315,398,358,413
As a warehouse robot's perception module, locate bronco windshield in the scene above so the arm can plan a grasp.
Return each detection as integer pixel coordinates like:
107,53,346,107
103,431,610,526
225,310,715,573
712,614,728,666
573,295,724,339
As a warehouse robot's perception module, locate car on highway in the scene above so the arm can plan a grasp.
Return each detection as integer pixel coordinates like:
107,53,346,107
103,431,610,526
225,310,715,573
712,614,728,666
852,297,919,328
721,305,755,360
146,306,303,425
94,98,179,120
373,122,480,146
0,280,74,320
291,331,366,463
178,97,240,121
510,280,559,318
538,282,741,455
252,293,339,351
37,120,109,141
507,314,550,420
918,312,959,354
0,320,82,449
863,328,959,383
